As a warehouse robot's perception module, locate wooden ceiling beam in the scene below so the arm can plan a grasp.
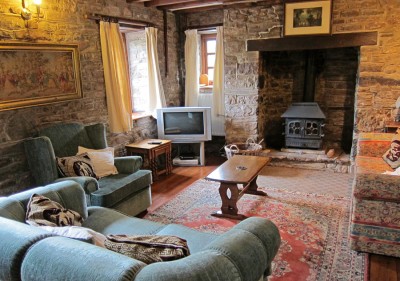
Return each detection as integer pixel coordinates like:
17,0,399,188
144,0,198,7
247,32,378,52
162,1,222,11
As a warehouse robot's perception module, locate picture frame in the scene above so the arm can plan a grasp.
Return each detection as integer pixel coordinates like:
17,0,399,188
0,43,82,111
284,0,332,36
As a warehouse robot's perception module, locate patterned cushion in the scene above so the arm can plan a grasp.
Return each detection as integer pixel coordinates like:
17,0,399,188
382,136,400,169
26,194,83,227
56,153,97,179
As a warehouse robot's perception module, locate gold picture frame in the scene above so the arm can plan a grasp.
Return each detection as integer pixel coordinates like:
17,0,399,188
284,0,332,36
0,43,82,111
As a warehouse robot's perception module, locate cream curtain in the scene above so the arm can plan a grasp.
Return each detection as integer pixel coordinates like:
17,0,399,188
146,27,166,117
213,26,225,117
99,21,133,133
184,29,199,107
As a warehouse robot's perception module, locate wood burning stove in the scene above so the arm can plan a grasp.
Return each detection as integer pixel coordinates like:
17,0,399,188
282,102,326,149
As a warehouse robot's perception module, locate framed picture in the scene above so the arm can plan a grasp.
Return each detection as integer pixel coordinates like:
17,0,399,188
0,43,82,111
284,0,332,36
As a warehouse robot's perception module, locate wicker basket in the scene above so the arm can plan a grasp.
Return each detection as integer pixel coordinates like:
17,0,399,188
224,138,263,159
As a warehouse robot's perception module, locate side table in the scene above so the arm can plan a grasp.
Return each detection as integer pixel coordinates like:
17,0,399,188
125,139,172,181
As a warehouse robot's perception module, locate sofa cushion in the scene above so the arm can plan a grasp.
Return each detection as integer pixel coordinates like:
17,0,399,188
81,151,118,178
77,146,118,178
56,154,98,179
382,137,400,169
26,194,83,227
90,170,152,208
84,206,165,235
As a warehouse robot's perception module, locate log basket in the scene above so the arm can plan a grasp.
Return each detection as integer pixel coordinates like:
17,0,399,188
224,138,263,159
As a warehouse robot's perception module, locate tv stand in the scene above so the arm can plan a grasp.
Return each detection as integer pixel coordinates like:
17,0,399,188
172,141,205,166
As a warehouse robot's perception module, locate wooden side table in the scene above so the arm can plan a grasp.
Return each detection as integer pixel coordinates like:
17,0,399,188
125,139,172,181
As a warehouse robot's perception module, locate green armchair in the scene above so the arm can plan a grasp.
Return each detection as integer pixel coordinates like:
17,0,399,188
24,122,152,216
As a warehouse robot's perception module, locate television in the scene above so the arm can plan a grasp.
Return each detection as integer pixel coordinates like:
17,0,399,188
156,107,212,142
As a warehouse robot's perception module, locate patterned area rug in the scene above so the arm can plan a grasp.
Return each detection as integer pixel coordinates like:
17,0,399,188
145,170,368,281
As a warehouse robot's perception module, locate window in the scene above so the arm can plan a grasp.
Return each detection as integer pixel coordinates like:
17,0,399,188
124,30,149,113
201,34,217,84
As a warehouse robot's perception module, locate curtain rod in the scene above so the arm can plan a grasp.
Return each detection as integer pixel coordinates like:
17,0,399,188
186,23,223,31
85,13,155,28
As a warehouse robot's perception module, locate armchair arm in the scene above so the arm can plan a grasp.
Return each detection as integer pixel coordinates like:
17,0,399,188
114,156,143,174
353,172,400,202
21,236,146,281
54,176,98,194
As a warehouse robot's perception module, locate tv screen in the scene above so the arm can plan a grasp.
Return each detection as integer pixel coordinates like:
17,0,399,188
163,112,204,135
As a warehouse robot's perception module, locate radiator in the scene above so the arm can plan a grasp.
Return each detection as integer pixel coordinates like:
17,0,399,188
198,93,225,136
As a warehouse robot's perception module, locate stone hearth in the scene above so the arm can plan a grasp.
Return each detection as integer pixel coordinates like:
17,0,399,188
260,149,351,173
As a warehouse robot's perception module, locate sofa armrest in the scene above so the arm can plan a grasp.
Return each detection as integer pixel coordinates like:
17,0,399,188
353,172,400,202
114,156,143,174
54,177,98,194
135,217,281,281
21,236,146,281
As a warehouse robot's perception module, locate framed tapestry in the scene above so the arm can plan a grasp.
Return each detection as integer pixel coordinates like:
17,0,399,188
0,43,82,111
284,0,332,36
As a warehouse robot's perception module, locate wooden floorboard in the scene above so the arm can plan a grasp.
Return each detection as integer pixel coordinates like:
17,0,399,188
150,156,400,281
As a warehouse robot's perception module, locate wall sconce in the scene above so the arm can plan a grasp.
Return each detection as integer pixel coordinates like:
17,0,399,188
21,0,42,21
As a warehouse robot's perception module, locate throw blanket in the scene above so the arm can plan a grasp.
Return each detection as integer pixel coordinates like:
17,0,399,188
26,194,83,227
104,234,190,264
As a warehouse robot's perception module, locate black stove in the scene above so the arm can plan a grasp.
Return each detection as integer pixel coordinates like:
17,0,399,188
281,102,326,149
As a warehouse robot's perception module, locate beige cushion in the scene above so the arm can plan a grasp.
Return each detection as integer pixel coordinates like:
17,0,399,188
77,146,115,156
77,147,118,178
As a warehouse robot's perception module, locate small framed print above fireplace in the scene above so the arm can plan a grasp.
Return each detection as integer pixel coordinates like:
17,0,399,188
284,0,332,36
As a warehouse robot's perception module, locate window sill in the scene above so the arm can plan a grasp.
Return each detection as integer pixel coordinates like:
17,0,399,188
132,112,152,120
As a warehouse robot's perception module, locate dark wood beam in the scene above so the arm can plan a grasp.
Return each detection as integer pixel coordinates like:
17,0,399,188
247,32,378,52
144,0,197,7
174,5,223,13
160,1,221,10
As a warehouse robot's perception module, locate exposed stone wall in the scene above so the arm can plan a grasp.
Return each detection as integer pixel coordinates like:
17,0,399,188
222,0,400,156
0,0,181,195
224,4,282,144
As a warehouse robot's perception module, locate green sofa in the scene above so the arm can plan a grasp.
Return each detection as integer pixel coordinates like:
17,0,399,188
0,181,281,281
24,122,152,216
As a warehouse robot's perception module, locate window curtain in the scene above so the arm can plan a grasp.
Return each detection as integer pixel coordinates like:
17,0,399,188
213,26,225,117
145,27,166,117
99,21,133,133
184,29,199,107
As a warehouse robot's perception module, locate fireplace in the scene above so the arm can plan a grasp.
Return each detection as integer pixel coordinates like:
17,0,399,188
258,47,358,153
281,102,326,149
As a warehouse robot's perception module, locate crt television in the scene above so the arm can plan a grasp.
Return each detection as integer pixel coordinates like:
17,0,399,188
156,107,212,142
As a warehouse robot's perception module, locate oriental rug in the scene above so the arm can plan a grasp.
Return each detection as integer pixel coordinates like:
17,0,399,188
145,168,368,281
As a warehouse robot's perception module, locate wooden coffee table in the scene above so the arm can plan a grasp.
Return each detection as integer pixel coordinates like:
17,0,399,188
206,155,270,220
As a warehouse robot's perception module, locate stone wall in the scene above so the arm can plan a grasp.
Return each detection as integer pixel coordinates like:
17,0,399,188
221,0,400,157
0,0,181,195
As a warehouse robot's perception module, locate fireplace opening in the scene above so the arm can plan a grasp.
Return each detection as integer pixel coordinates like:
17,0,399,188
257,47,359,154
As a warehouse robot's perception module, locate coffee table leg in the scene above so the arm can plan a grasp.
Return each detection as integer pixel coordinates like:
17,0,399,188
212,182,246,220
245,176,268,196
